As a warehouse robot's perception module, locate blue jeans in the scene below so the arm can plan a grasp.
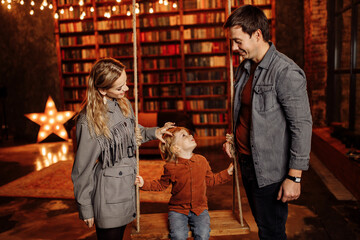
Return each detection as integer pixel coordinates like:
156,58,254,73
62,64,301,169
239,154,288,240
168,210,211,240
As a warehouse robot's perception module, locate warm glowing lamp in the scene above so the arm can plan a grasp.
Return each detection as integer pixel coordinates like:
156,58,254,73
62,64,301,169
25,96,75,142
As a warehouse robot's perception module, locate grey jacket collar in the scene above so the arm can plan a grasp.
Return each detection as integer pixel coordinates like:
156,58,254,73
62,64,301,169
106,98,119,113
243,42,275,73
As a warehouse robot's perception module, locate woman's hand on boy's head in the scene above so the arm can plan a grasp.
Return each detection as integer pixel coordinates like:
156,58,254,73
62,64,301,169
135,176,144,187
227,163,234,176
156,122,175,143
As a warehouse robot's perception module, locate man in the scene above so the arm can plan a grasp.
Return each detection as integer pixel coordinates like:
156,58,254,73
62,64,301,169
223,5,312,240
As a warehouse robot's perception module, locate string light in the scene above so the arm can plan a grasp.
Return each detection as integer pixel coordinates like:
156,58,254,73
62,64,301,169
112,5,116,12
54,11,59,19
159,0,163,4
149,3,154,14
20,0,24,5
7,3,11,9
164,0,168,6
69,5,73,11
90,6,94,12
48,3,52,9
42,0,47,7
126,6,130,16
116,0,121,2
30,8,34,15
40,5,44,10
60,8,64,14
30,0,34,6
6,0,10,3
135,3,139,14
79,0,83,6
1,0,5,4
173,1,177,8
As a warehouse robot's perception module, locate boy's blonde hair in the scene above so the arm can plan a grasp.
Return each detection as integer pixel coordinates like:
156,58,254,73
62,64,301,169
159,127,192,163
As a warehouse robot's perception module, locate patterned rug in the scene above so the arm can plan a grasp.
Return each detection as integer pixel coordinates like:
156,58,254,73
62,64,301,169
0,160,171,203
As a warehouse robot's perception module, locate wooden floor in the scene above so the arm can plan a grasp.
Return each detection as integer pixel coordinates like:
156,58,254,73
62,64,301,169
131,210,250,239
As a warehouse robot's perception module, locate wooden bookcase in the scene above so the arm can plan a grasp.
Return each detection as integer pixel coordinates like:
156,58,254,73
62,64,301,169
54,0,275,137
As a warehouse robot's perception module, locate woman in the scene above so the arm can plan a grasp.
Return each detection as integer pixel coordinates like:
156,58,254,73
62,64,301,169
71,58,173,240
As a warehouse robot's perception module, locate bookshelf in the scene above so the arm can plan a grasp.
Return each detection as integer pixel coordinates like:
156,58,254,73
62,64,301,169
54,0,276,137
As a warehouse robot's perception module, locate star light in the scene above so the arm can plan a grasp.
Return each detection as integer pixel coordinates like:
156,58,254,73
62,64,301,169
25,96,75,142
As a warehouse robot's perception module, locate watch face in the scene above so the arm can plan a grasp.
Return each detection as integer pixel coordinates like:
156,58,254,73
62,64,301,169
295,177,301,183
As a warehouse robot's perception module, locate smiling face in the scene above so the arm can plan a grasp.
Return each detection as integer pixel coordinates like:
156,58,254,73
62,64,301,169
229,26,261,62
100,71,129,100
172,129,197,154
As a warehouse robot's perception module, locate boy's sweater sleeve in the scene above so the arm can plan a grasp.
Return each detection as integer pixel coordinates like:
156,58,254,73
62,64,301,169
141,165,172,191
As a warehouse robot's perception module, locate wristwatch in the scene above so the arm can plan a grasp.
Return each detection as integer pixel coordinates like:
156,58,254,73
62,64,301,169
286,175,301,183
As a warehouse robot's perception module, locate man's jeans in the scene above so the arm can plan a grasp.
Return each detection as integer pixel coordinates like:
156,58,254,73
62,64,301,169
168,210,210,240
239,154,288,240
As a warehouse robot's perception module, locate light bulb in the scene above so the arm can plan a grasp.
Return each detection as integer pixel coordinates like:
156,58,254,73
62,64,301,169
1,0,5,5
30,9,34,15
112,6,116,12
40,5,44,10
79,0,83,6
164,0,168,6
159,0,163,4
149,7,154,14
135,8,139,14
126,10,130,16
48,3,52,9
30,0,35,6
116,0,121,2
6,0,10,3
42,0,47,6
173,2,177,8
90,6,94,12
54,12,59,19
69,5,73,11
20,0,24,5
7,3,11,9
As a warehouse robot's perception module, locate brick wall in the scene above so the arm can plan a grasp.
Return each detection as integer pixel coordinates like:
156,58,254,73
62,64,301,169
304,0,328,127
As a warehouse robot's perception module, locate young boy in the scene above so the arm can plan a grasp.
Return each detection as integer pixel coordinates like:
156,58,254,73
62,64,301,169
135,127,233,240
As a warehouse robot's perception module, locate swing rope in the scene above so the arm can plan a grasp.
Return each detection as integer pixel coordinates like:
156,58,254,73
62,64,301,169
227,0,244,227
131,0,140,233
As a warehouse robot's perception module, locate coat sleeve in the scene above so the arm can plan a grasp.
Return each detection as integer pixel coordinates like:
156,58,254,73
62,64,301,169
276,66,313,170
71,119,101,220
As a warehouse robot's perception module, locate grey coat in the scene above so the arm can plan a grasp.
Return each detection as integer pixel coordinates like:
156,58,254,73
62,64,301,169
71,99,157,228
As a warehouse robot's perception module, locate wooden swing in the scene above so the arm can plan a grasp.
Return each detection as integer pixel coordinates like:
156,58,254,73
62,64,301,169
130,0,250,238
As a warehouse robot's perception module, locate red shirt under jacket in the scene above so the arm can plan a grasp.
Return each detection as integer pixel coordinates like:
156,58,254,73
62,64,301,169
141,154,232,215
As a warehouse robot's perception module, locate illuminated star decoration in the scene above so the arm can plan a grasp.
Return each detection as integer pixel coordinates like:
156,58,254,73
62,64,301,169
25,96,75,142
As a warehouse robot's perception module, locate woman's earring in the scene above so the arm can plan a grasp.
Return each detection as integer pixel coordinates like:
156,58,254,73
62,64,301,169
103,95,107,104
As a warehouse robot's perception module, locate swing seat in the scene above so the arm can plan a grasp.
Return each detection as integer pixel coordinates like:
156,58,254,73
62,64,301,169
131,210,250,239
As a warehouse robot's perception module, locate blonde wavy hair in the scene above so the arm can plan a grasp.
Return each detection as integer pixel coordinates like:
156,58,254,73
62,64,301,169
159,127,191,163
80,58,131,138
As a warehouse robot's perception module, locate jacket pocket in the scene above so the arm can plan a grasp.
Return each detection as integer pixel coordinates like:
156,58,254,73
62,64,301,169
253,85,274,112
103,166,135,204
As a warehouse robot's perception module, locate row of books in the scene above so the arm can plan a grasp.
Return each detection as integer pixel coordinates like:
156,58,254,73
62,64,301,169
64,89,86,100
61,49,96,59
142,72,181,83
192,113,228,124
58,0,91,6
60,35,96,46
184,42,225,54
184,0,224,9
142,58,181,69
59,7,94,20
141,44,180,55
186,71,226,81
99,47,133,57
144,100,184,111
140,30,180,42
143,86,181,97
98,19,133,30
195,128,227,137
62,63,93,73
140,1,178,13
184,27,224,39
232,0,271,5
183,12,225,25
185,56,226,67
186,99,227,110
60,21,94,33
98,32,133,44
64,76,87,86
65,103,82,112
185,85,225,96
139,16,180,28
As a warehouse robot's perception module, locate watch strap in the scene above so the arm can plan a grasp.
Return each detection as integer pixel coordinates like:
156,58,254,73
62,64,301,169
286,174,301,183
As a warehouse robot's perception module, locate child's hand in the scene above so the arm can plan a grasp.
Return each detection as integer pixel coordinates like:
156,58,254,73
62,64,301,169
135,176,144,187
227,163,234,176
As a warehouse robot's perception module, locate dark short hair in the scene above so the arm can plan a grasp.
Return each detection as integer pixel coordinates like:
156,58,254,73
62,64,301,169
223,5,270,42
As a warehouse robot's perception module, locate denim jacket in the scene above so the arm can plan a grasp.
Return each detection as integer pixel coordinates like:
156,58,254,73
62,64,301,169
233,43,312,187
